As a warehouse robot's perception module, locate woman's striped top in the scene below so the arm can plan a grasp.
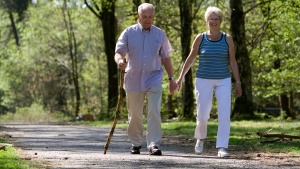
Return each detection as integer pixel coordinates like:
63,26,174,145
196,32,230,79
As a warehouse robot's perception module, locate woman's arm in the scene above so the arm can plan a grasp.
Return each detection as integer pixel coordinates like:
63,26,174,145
227,34,242,97
177,33,203,90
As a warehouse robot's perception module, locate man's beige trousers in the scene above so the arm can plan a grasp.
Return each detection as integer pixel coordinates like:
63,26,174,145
126,85,162,148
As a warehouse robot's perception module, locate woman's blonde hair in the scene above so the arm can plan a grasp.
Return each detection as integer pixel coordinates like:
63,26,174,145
205,6,223,22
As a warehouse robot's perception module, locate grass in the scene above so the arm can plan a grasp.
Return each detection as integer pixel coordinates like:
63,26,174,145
229,120,300,154
77,119,300,155
0,139,38,169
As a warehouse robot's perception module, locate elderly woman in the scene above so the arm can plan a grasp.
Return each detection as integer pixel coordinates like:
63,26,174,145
177,6,242,157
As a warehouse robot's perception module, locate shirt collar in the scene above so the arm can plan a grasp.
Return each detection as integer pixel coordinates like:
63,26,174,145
137,22,151,32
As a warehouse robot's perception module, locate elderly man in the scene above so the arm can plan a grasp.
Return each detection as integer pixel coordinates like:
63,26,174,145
114,3,178,155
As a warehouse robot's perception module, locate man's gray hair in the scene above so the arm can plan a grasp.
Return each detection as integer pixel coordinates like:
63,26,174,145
138,3,155,15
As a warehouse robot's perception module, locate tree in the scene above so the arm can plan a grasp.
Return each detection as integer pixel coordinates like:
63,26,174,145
178,0,194,119
0,0,31,113
61,0,81,117
230,0,254,118
84,0,118,115
131,0,141,21
250,0,300,118
0,0,299,121
177,0,213,119
0,0,30,46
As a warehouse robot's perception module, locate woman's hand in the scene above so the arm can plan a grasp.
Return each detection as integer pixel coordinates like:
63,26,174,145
235,83,242,97
176,78,183,91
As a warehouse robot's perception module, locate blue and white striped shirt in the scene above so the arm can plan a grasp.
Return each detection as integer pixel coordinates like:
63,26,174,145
196,32,230,79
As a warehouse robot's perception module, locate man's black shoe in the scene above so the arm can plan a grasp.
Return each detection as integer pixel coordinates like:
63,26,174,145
130,146,141,154
148,146,162,155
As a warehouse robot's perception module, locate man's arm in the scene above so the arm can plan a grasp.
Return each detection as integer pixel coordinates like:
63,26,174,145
162,57,178,94
114,52,126,70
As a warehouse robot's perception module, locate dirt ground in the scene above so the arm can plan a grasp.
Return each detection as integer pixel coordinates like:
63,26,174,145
0,123,299,169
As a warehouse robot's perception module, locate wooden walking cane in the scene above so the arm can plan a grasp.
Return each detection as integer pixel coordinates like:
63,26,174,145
104,58,126,154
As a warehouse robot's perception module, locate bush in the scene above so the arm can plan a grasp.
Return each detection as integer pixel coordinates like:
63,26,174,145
0,103,72,123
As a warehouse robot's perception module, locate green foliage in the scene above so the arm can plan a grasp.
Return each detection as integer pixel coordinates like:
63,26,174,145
0,145,37,169
0,103,72,123
0,0,30,20
250,0,300,106
0,0,299,120
0,1,109,117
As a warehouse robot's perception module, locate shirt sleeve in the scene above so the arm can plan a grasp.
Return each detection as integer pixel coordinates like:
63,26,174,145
115,29,128,54
159,31,173,59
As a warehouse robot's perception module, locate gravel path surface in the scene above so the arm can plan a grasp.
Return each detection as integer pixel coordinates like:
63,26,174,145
1,123,299,169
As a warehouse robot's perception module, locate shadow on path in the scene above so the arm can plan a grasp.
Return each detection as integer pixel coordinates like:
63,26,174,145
0,123,299,169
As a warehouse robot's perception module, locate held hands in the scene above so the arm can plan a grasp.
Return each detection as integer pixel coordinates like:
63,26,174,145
169,80,179,94
176,78,183,91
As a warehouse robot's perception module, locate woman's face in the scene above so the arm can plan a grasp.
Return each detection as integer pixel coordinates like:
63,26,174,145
138,8,154,30
207,13,221,30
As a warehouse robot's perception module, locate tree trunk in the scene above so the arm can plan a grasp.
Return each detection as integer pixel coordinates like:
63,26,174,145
100,2,118,115
132,0,141,21
178,0,194,119
230,0,254,118
279,94,290,118
84,1,118,116
63,0,81,117
279,93,296,119
167,94,176,119
274,54,295,118
8,10,19,46
289,92,295,118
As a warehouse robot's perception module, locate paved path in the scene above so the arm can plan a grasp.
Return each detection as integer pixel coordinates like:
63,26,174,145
1,124,299,168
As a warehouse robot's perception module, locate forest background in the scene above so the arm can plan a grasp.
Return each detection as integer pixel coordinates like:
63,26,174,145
0,0,299,122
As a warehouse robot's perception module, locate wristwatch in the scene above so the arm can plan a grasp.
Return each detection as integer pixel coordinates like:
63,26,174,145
168,76,175,81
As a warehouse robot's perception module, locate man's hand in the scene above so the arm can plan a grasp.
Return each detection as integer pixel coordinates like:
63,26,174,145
118,59,127,71
169,80,178,94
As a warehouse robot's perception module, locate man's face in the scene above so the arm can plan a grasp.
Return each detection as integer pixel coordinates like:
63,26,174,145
138,8,154,30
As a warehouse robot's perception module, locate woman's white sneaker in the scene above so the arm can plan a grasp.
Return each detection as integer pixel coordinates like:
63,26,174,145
218,148,230,157
195,141,204,154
